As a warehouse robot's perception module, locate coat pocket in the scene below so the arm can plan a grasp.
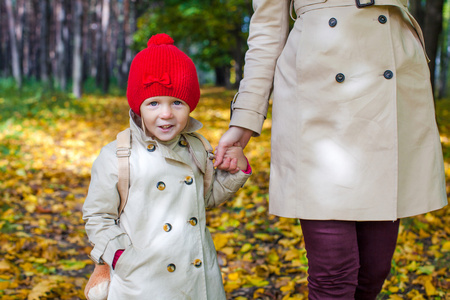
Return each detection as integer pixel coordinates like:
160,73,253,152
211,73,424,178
112,245,136,278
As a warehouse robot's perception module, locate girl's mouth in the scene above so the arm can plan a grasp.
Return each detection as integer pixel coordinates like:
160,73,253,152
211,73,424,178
159,125,173,131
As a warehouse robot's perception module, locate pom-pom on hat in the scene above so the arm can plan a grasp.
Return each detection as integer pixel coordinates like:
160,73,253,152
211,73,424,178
126,33,200,115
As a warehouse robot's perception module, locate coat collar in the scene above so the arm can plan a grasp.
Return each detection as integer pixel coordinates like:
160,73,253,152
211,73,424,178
128,110,206,169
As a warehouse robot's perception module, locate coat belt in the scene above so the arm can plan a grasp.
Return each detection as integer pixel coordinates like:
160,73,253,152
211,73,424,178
292,0,428,61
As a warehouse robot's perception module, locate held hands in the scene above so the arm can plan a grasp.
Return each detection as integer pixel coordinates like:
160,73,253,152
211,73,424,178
214,126,253,173
221,143,248,174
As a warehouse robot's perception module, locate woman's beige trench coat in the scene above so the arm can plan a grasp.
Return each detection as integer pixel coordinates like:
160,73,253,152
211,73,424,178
230,0,448,220
83,112,250,299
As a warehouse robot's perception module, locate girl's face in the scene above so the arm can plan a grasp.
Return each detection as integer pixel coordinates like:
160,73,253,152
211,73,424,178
140,96,190,142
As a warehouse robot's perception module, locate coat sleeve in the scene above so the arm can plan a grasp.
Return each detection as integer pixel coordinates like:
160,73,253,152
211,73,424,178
82,143,131,265
204,169,251,209
230,0,290,136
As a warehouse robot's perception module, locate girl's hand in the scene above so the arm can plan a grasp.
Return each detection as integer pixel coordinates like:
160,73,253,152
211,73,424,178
223,143,248,174
215,126,253,171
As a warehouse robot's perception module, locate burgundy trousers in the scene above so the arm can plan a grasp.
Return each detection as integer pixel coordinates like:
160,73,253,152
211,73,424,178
300,219,400,300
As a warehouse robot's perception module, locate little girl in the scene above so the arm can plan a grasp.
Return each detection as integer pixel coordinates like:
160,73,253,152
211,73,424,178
83,33,251,299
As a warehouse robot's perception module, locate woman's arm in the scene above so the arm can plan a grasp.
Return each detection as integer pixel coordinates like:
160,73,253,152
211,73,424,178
216,0,290,170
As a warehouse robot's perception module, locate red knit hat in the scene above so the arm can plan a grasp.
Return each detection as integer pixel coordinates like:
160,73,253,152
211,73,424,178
126,33,200,115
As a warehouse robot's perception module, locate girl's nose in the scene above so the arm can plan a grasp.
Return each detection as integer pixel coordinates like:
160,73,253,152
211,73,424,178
160,106,173,118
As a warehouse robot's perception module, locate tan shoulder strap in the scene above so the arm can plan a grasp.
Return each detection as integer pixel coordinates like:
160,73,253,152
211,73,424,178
189,132,215,197
116,128,131,216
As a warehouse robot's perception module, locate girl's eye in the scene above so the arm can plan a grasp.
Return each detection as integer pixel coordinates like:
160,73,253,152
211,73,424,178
173,101,182,105
149,101,158,106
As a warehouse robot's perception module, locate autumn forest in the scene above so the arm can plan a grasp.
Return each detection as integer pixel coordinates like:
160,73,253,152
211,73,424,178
0,0,449,299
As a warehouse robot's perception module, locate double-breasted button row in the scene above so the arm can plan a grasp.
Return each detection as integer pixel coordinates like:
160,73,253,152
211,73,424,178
156,176,194,191
329,15,386,28
162,218,197,232
166,259,202,273
335,70,393,83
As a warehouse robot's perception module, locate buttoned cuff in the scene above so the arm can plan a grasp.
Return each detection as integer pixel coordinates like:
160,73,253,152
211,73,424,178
230,108,265,137
217,168,251,191
89,226,131,266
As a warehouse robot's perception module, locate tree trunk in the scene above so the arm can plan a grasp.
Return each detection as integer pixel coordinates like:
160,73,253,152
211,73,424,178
82,0,92,81
21,0,28,77
56,0,67,90
16,0,25,78
215,66,226,87
423,0,444,95
233,30,245,89
39,0,50,85
95,0,102,86
438,20,450,99
409,0,425,27
5,0,22,88
118,0,128,88
100,0,110,93
215,65,232,88
73,0,83,98
0,2,5,77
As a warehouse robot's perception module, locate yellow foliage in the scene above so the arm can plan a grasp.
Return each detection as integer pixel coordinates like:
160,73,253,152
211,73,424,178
442,241,450,252
27,279,58,300
213,233,231,250
240,243,253,253
0,87,449,299
388,295,404,300
280,280,295,293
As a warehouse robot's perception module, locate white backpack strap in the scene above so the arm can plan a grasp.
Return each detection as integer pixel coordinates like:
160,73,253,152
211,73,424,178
116,128,131,216
189,132,215,198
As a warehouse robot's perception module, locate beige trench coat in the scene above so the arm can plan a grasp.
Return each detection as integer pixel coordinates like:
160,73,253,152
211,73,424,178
231,0,447,220
83,112,250,299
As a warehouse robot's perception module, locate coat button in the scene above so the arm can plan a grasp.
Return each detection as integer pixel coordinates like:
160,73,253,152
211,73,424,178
189,217,198,226
167,263,176,272
378,15,387,24
147,144,156,152
184,176,193,185
384,70,393,79
335,73,345,83
178,140,188,147
193,259,202,268
163,223,172,232
157,181,166,190
328,18,337,27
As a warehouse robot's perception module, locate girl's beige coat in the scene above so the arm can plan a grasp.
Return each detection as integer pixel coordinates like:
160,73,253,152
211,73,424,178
83,113,250,299
231,0,447,220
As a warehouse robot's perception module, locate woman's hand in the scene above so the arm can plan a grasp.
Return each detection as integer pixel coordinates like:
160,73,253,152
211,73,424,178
214,126,253,171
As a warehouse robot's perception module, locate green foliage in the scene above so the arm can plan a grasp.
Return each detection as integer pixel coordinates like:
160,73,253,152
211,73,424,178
134,0,251,70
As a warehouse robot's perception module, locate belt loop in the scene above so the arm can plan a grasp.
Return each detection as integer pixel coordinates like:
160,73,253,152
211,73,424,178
290,0,297,21
356,0,375,7
230,92,239,120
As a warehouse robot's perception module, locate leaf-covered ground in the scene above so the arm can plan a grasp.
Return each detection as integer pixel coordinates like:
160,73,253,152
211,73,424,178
0,85,449,299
